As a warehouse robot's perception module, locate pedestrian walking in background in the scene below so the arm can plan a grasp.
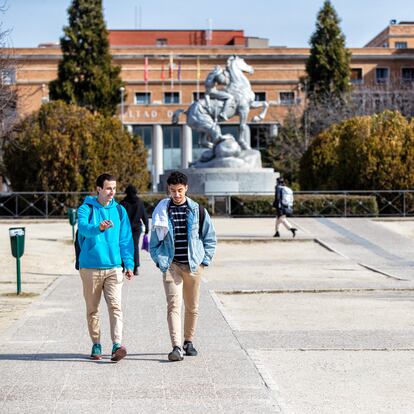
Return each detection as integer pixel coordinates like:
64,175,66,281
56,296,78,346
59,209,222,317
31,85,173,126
149,171,217,362
273,177,297,238
120,184,149,276
77,173,134,362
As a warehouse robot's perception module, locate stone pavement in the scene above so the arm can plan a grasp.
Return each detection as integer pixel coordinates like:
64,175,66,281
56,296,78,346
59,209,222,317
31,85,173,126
0,217,414,413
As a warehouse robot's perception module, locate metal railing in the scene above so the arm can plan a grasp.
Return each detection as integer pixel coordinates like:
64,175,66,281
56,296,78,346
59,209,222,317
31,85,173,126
0,190,413,218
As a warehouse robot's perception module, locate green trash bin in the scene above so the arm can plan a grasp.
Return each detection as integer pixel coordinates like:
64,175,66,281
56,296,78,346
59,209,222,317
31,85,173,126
9,227,25,295
9,227,25,258
68,208,77,226
67,208,77,241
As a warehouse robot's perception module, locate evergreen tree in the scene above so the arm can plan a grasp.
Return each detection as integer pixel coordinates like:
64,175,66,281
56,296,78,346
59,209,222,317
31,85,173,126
49,0,123,116
305,0,351,101
299,111,414,191
262,110,306,187
4,101,149,192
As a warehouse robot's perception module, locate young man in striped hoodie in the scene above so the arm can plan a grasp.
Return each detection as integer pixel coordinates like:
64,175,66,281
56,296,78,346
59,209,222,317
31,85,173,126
150,171,217,361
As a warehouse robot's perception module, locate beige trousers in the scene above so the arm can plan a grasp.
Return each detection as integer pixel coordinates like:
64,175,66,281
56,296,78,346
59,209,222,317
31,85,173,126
163,262,202,347
79,267,124,344
275,215,293,232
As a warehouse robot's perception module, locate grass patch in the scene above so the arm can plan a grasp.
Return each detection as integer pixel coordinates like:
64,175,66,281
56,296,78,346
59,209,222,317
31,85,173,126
1,292,39,298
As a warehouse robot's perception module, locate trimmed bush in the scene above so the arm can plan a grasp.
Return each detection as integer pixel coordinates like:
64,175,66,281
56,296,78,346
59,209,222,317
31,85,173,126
4,101,149,192
300,111,414,190
230,194,378,217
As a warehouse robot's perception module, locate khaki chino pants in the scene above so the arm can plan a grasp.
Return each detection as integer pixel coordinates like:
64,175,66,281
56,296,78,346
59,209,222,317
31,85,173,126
79,267,124,344
163,262,202,347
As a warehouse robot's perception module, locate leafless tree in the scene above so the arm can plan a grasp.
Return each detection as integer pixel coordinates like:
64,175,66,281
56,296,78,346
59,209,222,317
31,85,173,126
0,1,17,189
304,79,414,138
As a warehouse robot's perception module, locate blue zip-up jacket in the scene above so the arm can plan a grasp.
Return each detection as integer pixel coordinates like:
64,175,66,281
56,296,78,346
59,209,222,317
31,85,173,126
149,197,217,273
77,196,134,270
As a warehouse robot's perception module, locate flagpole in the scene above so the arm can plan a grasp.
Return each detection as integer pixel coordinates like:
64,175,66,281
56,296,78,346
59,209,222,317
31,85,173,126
178,60,182,98
196,56,200,99
144,56,149,103
169,53,174,91
161,60,165,94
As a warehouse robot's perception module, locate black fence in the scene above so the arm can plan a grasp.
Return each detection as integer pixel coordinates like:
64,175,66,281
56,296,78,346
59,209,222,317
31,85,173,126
0,190,413,218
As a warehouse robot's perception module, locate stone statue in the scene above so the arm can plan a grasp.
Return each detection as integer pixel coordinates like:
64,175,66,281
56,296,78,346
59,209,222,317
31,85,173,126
204,65,233,121
172,56,269,168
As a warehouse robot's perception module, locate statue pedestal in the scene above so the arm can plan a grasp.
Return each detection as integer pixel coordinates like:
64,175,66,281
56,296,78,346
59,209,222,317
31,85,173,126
158,167,278,195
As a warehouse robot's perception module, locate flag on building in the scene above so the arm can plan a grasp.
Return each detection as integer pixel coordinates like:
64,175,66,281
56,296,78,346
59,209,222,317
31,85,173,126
144,57,149,83
177,61,181,81
196,56,201,81
169,54,174,79
161,61,165,81
196,56,201,98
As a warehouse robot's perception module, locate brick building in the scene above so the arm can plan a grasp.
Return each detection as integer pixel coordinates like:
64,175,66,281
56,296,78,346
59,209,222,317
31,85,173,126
7,23,414,187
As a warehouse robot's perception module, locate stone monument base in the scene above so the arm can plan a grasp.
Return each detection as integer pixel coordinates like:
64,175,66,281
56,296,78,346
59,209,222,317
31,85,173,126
158,168,278,194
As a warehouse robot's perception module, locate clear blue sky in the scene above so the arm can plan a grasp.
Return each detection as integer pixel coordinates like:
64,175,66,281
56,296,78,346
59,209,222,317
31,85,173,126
3,0,414,48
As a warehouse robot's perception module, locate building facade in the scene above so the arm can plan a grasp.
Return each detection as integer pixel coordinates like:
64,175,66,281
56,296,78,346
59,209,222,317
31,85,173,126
7,23,414,188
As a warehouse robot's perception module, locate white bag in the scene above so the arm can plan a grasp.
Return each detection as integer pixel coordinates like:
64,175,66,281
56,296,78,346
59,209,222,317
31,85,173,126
281,186,294,207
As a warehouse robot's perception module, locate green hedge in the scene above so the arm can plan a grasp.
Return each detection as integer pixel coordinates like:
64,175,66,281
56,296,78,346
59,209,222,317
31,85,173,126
300,111,414,191
230,194,378,216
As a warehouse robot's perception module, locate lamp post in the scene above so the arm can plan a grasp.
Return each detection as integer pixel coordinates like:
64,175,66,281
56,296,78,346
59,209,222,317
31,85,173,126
120,86,125,128
41,83,49,104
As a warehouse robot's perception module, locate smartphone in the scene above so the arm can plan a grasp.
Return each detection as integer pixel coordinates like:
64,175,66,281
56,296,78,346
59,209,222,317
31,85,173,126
107,220,114,228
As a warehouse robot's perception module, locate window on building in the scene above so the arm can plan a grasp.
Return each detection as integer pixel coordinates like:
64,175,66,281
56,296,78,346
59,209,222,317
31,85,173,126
221,125,239,139
1,68,16,85
351,68,363,85
402,68,414,82
254,92,266,102
135,92,151,105
156,38,168,46
164,92,180,104
395,41,408,49
132,126,152,172
192,92,205,101
163,126,181,170
250,125,270,151
192,130,204,161
376,67,389,84
279,91,295,105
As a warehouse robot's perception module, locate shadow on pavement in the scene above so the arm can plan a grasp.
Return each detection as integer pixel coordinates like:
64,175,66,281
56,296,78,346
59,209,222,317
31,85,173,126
0,352,168,363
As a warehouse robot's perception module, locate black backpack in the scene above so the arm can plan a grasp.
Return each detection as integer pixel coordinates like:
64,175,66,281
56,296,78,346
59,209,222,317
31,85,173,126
75,204,123,270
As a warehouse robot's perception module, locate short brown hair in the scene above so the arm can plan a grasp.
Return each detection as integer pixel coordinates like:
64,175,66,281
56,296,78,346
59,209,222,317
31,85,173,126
96,173,116,188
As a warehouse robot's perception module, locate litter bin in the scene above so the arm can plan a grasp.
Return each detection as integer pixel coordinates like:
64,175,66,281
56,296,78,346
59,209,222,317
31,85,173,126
67,208,77,241
9,227,25,295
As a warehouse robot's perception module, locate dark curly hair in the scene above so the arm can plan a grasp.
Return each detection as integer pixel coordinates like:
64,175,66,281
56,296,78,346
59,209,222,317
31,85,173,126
167,171,188,186
96,173,116,188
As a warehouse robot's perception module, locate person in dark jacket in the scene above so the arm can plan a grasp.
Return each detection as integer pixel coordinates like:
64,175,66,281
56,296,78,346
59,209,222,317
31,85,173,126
120,184,149,275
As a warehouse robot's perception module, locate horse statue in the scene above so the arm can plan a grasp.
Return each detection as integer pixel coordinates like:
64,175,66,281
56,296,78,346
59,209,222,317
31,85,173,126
173,56,269,155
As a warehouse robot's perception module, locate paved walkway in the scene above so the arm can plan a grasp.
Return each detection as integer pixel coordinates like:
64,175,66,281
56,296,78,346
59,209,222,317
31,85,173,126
1,217,414,413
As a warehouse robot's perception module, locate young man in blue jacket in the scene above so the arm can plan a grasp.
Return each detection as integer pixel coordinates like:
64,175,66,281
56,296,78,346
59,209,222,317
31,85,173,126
150,171,217,361
77,173,134,362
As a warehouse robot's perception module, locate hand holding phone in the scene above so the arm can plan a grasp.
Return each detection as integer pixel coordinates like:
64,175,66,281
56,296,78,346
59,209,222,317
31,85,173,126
99,220,113,231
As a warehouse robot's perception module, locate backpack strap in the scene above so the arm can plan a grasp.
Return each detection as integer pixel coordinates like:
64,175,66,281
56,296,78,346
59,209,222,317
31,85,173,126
198,204,205,238
75,204,93,270
116,203,123,220
88,205,93,221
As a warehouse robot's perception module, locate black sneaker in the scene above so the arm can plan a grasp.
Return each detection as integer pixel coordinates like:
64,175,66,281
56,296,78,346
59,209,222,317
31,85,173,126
183,341,198,356
273,231,280,238
168,346,184,361
291,228,297,238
